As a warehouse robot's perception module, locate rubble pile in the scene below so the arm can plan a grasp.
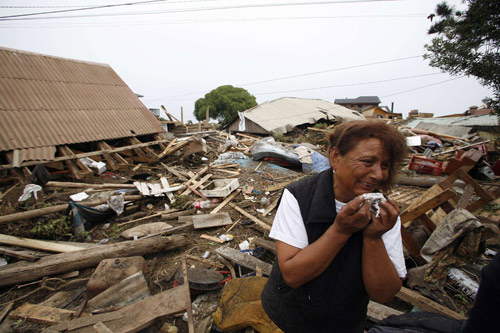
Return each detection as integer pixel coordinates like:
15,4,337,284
0,122,498,332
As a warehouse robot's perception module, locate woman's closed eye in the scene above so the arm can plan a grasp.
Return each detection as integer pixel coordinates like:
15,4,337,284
361,159,374,167
361,159,390,170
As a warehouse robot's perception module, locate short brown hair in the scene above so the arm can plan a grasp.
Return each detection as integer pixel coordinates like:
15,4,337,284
327,120,407,191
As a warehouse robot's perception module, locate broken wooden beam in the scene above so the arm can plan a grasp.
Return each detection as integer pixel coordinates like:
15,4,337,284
228,203,271,231
0,139,173,170
0,235,189,288
0,246,39,261
367,301,403,323
9,303,75,325
215,246,272,275
45,181,136,189
0,234,86,253
395,287,466,320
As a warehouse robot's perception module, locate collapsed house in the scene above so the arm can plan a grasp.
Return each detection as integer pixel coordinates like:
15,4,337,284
226,97,365,135
0,46,165,180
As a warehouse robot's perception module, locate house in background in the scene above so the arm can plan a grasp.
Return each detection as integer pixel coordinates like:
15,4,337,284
361,105,402,121
465,105,493,116
226,97,365,135
334,96,381,112
0,47,164,174
408,109,434,118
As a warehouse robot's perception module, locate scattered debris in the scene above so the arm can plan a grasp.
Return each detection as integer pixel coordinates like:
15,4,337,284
0,118,498,332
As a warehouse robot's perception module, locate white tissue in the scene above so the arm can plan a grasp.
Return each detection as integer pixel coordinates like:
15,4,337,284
362,193,387,218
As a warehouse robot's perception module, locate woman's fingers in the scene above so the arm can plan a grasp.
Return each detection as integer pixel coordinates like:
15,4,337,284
335,198,371,234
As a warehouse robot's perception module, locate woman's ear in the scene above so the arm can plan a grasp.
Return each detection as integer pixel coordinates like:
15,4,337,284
329,148,339,169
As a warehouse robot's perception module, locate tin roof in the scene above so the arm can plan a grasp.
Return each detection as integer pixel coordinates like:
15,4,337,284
334,96,381,105
241,97,366,134
404,115,499,128
0,47,163,156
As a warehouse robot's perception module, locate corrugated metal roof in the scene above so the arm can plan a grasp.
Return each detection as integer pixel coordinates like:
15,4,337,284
404,115,499,128
334,96,381,104
19,146,57,163
242,97,366,134
0,47,163,153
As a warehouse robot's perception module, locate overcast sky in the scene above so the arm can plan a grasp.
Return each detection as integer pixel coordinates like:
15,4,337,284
0,0,494,122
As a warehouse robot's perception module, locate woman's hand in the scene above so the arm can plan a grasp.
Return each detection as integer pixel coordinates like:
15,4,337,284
333,196,372,235
363,197,399,239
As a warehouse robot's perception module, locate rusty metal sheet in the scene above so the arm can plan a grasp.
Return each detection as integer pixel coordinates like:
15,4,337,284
0,47,163,153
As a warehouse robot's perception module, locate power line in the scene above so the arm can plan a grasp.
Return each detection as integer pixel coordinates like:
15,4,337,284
0,13,426,28
0,0,167,20
0,0,400,21
381,76,464,98
0,0,230,9
254,72,444,95
146,55,423,102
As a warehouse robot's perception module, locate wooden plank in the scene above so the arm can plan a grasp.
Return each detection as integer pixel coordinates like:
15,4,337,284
367,301,403,323
159,139,191,159
85,272,150,312
396,287,466,320
182,259,195,333
40,288,86,309
455,168,495,206
0,234,85,253
161,177,175,202
0,139,170,170
229,203,271,231
98,142,119,171
400,227,426,265
45,311,123,332
193,212,232,229
186,254,224,268
250,237,276,252
100,142,130,170
0,246,38,261
9,303,75,325
400,189,456,224
129,137,158,159
457,184,475,209
180,173,212,196
46,181,136,189
162,163,188,181
0,303,13,323
0,235,188,288
262,197,279,216
62,146,93,179
264,180,294,193
200,234,225,244
93,322,114,333
210,189,241,215
416,214,436,233
58,147,84,181
215,246,272,275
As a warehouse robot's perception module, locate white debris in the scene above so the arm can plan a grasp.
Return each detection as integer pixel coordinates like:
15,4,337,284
18,184,42,202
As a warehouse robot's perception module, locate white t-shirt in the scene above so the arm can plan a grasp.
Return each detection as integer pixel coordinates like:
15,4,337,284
270,188,407,278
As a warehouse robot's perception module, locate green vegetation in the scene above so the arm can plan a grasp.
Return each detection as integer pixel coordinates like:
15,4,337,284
194,85,257,126
425,0,500,114
31,216,71,240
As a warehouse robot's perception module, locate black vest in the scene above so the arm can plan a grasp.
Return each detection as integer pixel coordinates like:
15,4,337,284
261,168,368,333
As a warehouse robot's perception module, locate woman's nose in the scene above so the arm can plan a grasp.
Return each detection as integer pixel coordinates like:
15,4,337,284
370,164,386,180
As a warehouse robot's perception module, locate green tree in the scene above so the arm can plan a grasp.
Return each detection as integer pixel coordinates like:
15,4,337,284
193,85,257,125
424,0,500,114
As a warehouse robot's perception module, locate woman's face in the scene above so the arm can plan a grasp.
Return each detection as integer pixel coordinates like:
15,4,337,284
330,138,390,203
